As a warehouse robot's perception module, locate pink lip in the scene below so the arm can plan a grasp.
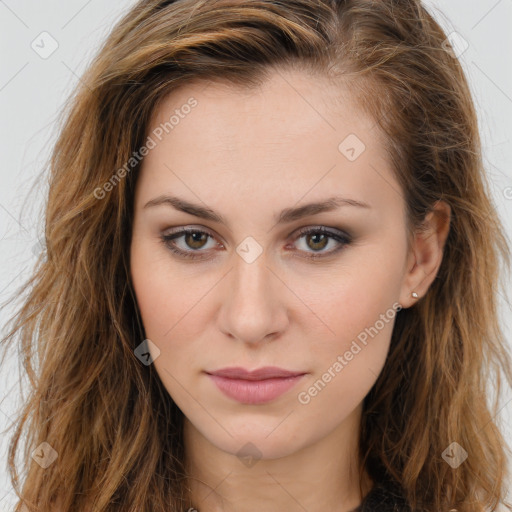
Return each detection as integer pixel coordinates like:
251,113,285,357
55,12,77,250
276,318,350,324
205,366,307,404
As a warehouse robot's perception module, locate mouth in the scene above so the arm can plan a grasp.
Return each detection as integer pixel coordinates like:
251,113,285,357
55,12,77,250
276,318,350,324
205,366,307,404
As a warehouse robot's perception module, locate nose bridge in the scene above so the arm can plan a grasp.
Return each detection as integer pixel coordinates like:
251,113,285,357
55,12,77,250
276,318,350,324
230,244,274,312
233,245,269,298
218,244,288,343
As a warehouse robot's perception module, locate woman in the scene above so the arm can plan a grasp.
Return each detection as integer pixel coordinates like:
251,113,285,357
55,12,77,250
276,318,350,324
1,0,511,511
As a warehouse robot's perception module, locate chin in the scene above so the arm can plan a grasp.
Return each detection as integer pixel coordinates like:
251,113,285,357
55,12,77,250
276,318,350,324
218,434,301,462
196,417,314,462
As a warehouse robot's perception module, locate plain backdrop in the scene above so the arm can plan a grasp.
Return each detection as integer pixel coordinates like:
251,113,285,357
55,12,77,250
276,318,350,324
1,0,511,508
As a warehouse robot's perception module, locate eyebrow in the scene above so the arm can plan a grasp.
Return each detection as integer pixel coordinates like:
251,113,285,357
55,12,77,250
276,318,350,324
143,194,371,227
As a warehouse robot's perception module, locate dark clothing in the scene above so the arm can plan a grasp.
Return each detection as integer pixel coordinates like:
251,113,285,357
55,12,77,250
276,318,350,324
351,483,411,512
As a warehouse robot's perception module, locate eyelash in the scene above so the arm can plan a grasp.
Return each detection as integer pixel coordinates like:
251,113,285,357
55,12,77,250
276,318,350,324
160,226,352,261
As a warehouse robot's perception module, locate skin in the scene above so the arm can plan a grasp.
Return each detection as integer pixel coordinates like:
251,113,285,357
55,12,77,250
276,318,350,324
130,66,451,512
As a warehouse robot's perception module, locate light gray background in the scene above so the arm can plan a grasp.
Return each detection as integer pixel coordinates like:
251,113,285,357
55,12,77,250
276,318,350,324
1,0,511,508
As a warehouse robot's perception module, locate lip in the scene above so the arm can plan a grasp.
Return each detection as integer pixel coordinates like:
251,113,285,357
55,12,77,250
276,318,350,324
205,366,307,405
207,366,305,380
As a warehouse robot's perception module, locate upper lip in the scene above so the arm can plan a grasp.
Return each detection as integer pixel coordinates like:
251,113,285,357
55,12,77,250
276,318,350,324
206,366,306,380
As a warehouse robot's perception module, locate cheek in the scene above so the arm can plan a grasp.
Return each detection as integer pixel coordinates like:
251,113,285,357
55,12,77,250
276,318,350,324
300,254,402,342
295,247,404,391
130,238,202,338
295,280,400,422
130,238,216,384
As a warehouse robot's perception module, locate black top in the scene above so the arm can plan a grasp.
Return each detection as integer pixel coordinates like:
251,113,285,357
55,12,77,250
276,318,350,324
351,482,411,512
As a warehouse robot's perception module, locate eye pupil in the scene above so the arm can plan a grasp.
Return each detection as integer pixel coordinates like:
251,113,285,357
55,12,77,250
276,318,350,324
307,233,328,251
186,231,208,249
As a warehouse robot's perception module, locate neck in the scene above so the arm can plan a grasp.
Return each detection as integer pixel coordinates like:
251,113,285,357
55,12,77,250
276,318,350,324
183,404,373,512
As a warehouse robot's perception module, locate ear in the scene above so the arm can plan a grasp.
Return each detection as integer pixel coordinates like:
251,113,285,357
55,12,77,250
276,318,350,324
399,200,451,309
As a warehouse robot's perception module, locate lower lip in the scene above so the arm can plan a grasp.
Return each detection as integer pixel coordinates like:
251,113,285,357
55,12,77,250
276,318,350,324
207,374,306,404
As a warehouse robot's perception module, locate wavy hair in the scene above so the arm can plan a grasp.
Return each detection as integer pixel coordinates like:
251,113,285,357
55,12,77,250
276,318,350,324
1,0,512,510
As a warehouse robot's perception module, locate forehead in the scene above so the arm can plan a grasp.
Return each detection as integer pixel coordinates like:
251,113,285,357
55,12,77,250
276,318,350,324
147,68,376,146
137,67,399,218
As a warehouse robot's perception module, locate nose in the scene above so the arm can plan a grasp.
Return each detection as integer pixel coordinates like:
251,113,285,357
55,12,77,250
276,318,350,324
217,251,290,345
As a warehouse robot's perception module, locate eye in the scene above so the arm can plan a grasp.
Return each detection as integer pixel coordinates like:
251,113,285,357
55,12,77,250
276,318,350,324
161,228,221,260
291,226,352,259
160,226,352,261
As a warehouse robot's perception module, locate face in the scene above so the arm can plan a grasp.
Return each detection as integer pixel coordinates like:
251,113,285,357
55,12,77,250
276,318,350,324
130,67,414,460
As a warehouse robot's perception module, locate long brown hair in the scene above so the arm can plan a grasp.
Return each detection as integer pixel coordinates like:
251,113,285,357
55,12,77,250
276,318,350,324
1,0,511,510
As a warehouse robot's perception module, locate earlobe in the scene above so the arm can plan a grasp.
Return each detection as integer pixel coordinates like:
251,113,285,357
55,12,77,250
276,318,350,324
399,200,451,308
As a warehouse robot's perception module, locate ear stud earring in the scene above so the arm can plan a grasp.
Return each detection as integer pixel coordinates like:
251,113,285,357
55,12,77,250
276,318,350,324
411,291,419,299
